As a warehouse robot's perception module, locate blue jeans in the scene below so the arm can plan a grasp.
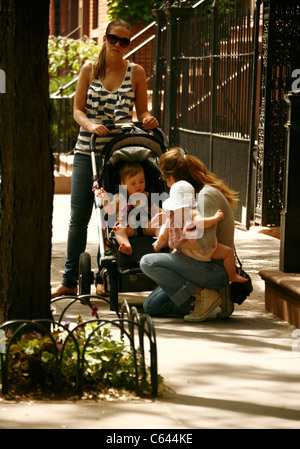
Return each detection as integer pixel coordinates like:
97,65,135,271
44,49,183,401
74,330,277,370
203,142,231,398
140,252,228,316
62,153,94,288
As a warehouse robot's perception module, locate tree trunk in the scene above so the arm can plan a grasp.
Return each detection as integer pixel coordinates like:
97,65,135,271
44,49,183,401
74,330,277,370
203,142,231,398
0,0,53,322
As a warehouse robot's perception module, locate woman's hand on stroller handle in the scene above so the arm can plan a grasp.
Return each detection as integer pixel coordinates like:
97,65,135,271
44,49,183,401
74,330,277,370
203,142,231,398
91,121,158,134
90,123,110,136
90,121,161,151
142,116,159,130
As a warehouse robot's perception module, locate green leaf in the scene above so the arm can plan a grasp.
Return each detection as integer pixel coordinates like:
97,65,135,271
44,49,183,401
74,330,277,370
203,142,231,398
107,0,164,24
24,341,40,356
41,351,55,363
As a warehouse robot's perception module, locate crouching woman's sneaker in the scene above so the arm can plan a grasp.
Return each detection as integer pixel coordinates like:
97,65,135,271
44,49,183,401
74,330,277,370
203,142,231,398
184,288,221,322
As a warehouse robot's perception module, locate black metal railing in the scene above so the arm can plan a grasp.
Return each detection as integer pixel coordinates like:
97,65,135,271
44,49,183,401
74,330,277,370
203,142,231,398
152,0,258,228
153,0,256,142
50,79,78,159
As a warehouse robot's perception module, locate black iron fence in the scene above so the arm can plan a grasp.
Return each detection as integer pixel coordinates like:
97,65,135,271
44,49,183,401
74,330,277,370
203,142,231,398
50,0,300,227
152,0,258,227
50,79,78,166
254,0,300,226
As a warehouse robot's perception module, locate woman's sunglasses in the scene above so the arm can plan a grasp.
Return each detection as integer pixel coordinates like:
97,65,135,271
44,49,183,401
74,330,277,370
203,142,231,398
106,33,131,48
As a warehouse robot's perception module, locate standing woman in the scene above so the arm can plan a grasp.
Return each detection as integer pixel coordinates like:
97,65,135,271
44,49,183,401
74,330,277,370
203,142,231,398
52,20,158,298
140,147,238,321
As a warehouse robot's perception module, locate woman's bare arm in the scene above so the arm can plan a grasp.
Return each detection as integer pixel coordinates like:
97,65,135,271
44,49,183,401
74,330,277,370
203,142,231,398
73,61,109,136
193,209,224,229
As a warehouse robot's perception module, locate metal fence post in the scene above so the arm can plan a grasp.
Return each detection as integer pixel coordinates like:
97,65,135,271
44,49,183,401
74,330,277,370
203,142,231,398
280,91,300,273
246,0,261,229
152,7,165,122
162,5,179,146
254,0,300,227
209,0,218,171
152,1,194,146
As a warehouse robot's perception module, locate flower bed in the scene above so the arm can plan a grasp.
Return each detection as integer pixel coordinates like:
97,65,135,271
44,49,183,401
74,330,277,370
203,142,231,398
0,297,162,400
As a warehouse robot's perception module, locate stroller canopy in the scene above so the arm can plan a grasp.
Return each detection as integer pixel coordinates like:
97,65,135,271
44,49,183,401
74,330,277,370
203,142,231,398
100,131,167,196
104,133,165,163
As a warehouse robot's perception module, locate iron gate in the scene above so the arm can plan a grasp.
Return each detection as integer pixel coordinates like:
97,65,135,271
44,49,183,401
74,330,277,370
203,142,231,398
254,0,300,226
152,0,258,227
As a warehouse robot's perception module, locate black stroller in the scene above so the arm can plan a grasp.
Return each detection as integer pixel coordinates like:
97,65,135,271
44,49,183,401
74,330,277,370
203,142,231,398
78,123,168,310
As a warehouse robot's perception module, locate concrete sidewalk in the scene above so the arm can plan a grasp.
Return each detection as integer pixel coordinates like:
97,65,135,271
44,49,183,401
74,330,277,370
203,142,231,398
1,194,300,429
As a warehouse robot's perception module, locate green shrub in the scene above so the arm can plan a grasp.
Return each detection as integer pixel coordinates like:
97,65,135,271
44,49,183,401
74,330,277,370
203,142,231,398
107,0,164,24
1,315,162,399
48,36,101,79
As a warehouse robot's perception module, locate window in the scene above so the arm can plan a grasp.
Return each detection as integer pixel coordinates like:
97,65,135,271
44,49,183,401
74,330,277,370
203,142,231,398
93,0,98,29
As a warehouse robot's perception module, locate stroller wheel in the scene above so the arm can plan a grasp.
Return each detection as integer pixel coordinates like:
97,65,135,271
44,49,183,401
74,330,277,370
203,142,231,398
79,252,93,295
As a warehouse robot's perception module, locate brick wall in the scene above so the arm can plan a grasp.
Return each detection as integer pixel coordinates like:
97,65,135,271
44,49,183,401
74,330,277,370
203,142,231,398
60,0,68,36
49,0,55,35
49,0,107,39
49,0,69,36
48,0,153,88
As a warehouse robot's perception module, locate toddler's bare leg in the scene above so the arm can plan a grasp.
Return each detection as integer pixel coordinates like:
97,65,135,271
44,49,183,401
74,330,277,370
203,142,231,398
213,243,248,283
115,226,135,255
145,220,169,251
145,224,164,238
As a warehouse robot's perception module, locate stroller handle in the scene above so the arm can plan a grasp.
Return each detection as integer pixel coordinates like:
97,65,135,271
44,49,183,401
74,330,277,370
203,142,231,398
89,121,152,152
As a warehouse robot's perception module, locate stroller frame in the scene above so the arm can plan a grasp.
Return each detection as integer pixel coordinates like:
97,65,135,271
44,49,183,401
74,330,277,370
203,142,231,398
78,123,168,310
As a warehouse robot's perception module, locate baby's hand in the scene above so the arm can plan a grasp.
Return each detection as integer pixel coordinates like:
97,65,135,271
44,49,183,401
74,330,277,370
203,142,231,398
215,209,224,221
151,211,168,228
96,187,106,197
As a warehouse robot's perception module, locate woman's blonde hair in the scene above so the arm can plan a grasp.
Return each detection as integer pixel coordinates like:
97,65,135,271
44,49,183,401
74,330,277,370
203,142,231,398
159,147,238,207
93,20,132,80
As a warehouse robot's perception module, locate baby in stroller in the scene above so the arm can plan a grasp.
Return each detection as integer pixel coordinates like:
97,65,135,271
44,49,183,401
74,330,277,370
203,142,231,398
83,124,168,307
96,162,161,255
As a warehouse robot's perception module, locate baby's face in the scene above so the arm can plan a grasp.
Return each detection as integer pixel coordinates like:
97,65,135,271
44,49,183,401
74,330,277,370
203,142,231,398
122,171,146,196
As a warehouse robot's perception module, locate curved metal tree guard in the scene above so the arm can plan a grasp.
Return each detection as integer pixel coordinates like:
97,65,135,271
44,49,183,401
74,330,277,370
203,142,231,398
0,296,159,397
0,319,80,396
51,294,121,321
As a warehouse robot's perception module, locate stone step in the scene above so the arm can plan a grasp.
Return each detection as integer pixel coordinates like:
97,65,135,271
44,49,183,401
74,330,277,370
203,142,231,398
260,270,300,328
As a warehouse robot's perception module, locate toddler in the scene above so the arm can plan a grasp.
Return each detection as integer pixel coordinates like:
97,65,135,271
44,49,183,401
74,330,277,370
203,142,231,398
95,162,160,255
154,180,247,284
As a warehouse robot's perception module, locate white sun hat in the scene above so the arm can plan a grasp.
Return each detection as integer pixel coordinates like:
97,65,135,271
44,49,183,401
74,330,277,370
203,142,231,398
163,180,197,211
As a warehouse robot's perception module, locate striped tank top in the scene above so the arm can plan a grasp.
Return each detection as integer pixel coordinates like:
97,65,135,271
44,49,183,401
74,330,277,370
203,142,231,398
75,61,135,154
